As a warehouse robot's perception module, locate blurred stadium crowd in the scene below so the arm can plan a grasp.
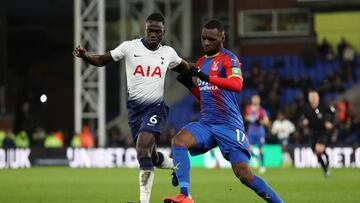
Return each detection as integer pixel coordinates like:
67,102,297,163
0,38,359,150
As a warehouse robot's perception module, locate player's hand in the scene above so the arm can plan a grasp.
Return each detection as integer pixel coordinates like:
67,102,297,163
190,67,209,82
73,45,88,58
324,121,333,130
302,118,309,126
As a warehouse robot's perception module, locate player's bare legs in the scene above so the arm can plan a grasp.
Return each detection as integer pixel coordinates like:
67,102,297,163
151,143,174,170
136,131,176,203
163,129,196,203
136,132,156,203
314,143,330,177
231,162,283,203
172,129,197,148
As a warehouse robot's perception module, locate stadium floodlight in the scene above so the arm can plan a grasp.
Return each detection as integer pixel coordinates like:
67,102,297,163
74,0,106,147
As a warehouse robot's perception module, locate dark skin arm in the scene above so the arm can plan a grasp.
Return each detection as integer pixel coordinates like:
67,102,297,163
172,60,196,88
73,46,114,67
172,60,194,73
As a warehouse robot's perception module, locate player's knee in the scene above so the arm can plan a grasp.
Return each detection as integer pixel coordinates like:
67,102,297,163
136,147,151,159
171,131,194,148
136,140,152,151
136,138,154,159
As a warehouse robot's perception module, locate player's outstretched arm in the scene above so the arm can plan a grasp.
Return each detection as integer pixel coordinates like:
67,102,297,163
172,59,193,73
172,60,201,99
73,46,114,67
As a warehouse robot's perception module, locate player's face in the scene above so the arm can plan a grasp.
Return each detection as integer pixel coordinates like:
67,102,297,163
251,95,261,107
308,91,320,107
144,21,165,50
201,28,224,56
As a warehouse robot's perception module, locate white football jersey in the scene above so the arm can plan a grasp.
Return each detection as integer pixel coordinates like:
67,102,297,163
110,39,182,104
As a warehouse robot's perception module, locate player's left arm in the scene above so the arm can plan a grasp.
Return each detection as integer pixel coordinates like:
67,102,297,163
192,55,243,92
209,73,243,92
174,60,200,100
176,68,200,98
172,59,192,73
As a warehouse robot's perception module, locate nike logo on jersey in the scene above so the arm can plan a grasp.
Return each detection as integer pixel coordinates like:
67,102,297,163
134,54,142,57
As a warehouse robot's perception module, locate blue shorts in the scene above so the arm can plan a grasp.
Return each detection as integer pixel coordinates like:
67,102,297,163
247,124,266,147
183,121,251,164
127,100,169,142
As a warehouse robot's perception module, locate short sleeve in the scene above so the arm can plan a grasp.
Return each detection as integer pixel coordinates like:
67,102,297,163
110,41,131,62
167,47,182,69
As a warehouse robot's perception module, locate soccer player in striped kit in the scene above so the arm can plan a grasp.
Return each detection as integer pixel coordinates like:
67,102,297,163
163,20,283,203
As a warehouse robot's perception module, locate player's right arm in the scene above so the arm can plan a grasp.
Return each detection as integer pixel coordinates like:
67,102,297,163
166,47,200,100
73,46,114,67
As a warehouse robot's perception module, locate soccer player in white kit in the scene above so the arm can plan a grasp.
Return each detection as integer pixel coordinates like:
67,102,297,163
73,13,191,203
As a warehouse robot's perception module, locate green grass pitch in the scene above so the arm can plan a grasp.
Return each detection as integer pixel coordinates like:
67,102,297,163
0,167,359,203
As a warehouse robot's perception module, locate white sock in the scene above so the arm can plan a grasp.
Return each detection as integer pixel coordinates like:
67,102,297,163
158,155,174,169
139,170,154,203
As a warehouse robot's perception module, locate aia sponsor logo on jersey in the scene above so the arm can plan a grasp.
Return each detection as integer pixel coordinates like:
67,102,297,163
133,65,161,78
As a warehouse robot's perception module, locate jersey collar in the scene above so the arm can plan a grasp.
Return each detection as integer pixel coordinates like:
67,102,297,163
205,49,223,58
205,52,220,58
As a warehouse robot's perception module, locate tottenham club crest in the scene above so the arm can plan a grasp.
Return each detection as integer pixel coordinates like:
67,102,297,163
211,61,219,71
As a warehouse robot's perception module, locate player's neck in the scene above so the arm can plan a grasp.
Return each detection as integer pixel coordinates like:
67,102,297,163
310,103,319,109
205,49,221,58
141,38,161,51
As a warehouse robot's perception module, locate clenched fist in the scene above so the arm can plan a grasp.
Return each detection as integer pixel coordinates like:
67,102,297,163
73,46,88,58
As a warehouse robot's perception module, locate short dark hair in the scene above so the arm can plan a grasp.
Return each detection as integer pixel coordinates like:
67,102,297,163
146,13,165,25
308,88,318,94
204,20,224,33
